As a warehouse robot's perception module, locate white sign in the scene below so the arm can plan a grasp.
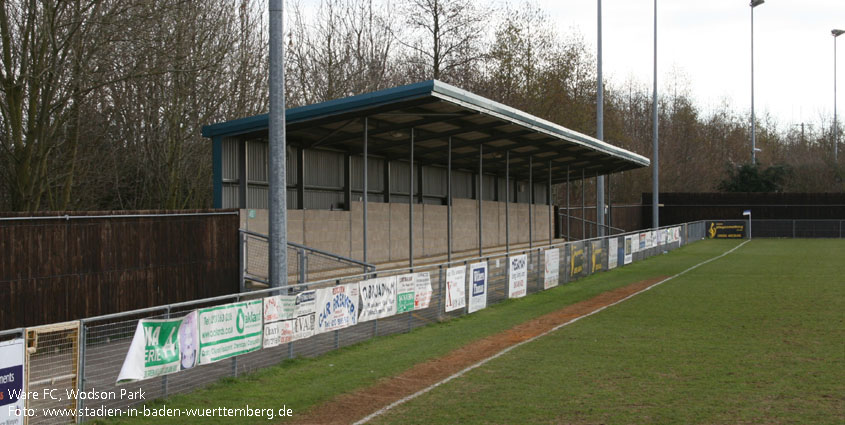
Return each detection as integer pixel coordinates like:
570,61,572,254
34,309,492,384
262,320,293,348
198,300,263,364
0,339,25,424
414,272,432,310
467,262,488,313
358,276,398,322
543,248,560,289
646,231,654,249
263,291,316,348
445,265,467,312
263,295,295,323
608,238,618,269
624,236,633,264
508,254,528,298
315,283,359,333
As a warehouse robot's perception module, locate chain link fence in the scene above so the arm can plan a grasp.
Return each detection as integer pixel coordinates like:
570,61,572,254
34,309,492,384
10,222,709,424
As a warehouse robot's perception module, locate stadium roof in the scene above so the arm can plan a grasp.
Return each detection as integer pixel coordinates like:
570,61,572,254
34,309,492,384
202,80,649,183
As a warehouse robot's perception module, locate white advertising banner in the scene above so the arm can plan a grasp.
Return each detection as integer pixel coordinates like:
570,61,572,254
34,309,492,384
608,238,618,269
263,295,295,323
624,236,633,264
315,283,359,333
396,273,416,314
646,231,654,249
358,276,397,322
543,248,560,289
414,272,432,310
445,265,467,312
467,262,488,313
198,300,263,365
0,339,25,424
262,320,293,348
263,290,316,348
508,254,528,298
118,311,200,383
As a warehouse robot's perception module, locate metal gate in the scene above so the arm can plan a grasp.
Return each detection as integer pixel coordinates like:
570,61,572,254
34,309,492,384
24,321,80,424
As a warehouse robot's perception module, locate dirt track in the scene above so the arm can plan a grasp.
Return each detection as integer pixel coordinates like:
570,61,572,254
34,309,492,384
291,277,668,425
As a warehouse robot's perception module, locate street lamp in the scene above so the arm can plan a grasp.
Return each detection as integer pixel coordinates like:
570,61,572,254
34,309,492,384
833,29,844,163
750,0,764,165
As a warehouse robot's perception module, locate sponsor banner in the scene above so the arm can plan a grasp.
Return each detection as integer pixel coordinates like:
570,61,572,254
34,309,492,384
675,226,682,243
263,295,295,323
118,311,199,383
508,254,528,298
263,290,316,348
414,272,433,310
445,265,467,312
262,320,293,348
468,262,488,313
198,300,262,364
569,242,586,277
358,276,397,322
396,273,416,314
590,240,603,273
294,290,317,318
0,338,24,424
645,231,654,249
639,233,647,251
543,248,560,289
624,236,633,264
707,221,746,239
608,238,618,269
659,229,667,246
315,283,359,333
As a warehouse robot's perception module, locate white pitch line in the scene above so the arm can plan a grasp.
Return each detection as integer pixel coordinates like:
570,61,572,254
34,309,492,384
353,240,750,425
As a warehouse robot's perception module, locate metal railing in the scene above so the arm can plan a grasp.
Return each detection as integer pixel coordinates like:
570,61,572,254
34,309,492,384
240,229,376,291
8,222,709,424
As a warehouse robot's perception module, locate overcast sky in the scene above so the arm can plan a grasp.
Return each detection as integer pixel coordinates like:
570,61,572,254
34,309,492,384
292,0,844,128
540,0,845,128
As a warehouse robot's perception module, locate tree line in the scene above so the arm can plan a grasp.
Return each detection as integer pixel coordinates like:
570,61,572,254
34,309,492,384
2,0,842,212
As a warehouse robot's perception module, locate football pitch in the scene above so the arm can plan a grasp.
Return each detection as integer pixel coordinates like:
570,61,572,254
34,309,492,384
368,239,844,424
106,239,844,424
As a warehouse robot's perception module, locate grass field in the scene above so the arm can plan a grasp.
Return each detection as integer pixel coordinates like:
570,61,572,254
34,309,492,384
370,239,844,424
101,239,844,424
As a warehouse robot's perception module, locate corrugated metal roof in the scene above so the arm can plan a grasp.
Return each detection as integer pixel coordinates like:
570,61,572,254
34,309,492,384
202,80,650,183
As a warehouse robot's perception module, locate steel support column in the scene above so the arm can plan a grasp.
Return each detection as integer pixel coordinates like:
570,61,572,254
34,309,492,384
409,129,414,267
268,0,287,289
566,166,570,241
478,144,483,256
505,150,510,253
529,156,533,248
581,169,586,240
447,137,453,262
548,160,552,242
363,117,368,263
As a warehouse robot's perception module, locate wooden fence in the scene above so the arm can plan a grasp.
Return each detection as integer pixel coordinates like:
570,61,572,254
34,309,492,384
0,210,239,329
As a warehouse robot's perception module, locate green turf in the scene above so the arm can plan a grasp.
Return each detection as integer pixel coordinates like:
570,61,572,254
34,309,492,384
96,240,732,424
370,239,845,425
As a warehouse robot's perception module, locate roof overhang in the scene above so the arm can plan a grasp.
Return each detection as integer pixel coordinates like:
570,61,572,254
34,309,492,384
202,80,649,183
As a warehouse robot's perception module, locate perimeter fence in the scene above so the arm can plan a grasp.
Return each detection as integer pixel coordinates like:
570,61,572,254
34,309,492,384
1,221,708,424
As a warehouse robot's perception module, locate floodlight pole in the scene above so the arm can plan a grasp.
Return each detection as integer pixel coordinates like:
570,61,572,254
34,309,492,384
448,137,453,262
652,0,659,230
363,117,368,263
750,0,764,165
409,128,414,268
505,150,510,254
478,144,483,257
834,29,844,162
596,0,605,236
268,0,288,290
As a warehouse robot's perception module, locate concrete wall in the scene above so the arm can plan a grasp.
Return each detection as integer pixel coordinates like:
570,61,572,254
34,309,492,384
241,200,554,264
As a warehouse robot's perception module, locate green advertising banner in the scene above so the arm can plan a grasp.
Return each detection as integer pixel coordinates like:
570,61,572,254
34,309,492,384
198,300,263,364
396,273,416,314
117,311,199,383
